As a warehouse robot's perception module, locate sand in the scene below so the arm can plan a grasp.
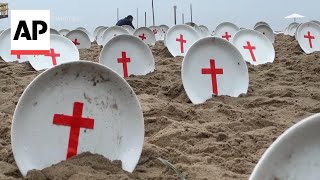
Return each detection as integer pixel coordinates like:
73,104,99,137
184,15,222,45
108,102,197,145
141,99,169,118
1,34,320,179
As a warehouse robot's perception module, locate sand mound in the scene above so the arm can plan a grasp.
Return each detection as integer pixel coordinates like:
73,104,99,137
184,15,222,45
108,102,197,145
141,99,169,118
1,35,320,179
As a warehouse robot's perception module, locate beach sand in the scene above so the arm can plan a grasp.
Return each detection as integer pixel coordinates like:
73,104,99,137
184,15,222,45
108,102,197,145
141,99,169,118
1,34,320,179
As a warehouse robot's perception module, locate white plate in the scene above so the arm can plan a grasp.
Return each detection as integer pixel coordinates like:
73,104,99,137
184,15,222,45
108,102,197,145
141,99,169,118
133,27,156,45
28,34,79,71
76,27,86,31
254,24,275,43
122,25,135,35
214,22,240,42
66,30,91,49
250,114,320,180
0,28,22,62
149,26,162,41
94,26,105,39
96,27,108,45
254,21,270,29
78,29,95,42
186,22,202,36
233,29,275,65
50,28,60,35
165,24,200,57
182,37,249,104
100,34,155,78
59,29,70,37
12,61,144,177
296,22,320,54
159,25,169,35
101,26,129,46
288,24,299,36
199,25,210,37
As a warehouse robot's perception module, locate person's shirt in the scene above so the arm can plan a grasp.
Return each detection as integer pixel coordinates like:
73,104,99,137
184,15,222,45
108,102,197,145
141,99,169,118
116,18,135,29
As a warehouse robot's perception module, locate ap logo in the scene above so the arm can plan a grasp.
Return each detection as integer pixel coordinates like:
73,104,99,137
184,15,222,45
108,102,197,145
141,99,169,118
11,10,50,56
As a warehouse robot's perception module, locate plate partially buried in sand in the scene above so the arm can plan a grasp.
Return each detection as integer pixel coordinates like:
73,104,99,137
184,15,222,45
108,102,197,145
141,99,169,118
165,24,200,57
0,28,28,63
28,34,79,71
233,29,275,65
99,34,155,78
11,61,144,176
296,22,320,54
182,37,249,104
250,114,320,180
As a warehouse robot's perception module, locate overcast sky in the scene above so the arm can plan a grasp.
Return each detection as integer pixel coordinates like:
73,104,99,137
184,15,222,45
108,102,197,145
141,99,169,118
0,0,319,33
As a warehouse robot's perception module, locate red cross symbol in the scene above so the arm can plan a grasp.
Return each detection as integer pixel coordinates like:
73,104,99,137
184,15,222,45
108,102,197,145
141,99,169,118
243,41,257,62
222,32,231,41
304,31,315,48
139,33,146,40
44,48,60,66
72,39,80,46
176,34,187,53
117,51,131,78
153,29,158,34
201,59,224,95
53,102,95,159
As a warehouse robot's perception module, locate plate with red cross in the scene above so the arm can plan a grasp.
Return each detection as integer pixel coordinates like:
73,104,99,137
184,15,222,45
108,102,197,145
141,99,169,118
99,34,155,78
149,26,162,41
250,114,320,180
159,25,169,40
11,61,145,177
28,34,79,71
102,26,130,46
133,27,156,45
66,30,91,49
232,29,275,65
254,24,275,43
181,37,249,104
0,28,28,63
296,22,320,54
165,24,200,57
214,22,239,42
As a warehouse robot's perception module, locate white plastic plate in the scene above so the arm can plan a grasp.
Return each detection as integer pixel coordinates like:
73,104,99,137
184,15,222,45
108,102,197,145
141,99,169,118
214,22,240,42
96,27,108,45
296,22,320,54
50,28,60,35
59,29,70,37
122,25,135,35
99,34,155,78
133,27,156,45
28,34,79,71
0,28,28,62
250,114,320,180
165,24,200,57
101,26,129,46
66,30,91,49
254,24,275,43
233,29,275,65
182,37,249,104
12,61,144,177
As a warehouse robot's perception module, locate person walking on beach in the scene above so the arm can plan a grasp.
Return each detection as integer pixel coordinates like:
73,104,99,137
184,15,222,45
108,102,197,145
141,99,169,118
116,15,135,29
